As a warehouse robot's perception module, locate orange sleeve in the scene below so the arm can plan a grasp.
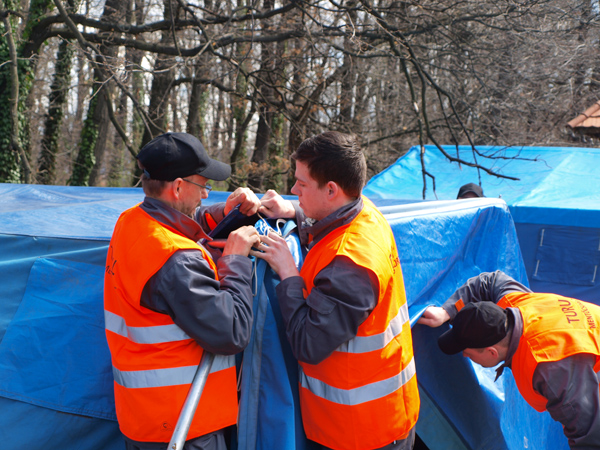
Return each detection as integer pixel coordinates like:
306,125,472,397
205,212,217,231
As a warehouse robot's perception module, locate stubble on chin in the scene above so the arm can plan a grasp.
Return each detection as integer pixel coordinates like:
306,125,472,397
187,201,202,219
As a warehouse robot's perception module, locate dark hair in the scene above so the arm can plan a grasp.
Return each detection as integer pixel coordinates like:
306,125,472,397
292,131,366,198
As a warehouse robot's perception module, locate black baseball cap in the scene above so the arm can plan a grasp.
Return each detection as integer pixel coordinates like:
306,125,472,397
457,183,484,199
438,302,508,355
137,132,231,181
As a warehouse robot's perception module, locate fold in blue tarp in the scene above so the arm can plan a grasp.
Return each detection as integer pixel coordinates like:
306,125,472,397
236,219,317,450
0,258,115,420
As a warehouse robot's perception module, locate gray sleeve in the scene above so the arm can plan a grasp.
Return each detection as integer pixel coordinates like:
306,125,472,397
275,255,378,364
533,354,600,449
442,271,531,319
141,249,254,355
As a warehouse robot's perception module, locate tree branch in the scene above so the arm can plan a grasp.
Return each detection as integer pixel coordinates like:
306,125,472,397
52,0,151,151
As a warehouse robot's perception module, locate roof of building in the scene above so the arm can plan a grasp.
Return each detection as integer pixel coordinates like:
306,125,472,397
567,100,600,134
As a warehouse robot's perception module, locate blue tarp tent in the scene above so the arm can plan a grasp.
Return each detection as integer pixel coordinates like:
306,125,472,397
0,183,567,449
364,145,600,304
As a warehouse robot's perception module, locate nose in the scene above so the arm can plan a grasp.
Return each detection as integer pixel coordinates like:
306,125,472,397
291,182,299,195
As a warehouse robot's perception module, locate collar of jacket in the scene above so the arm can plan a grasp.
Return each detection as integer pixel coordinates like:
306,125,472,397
304,197,363,250
140,196,211,243
495,307,523,381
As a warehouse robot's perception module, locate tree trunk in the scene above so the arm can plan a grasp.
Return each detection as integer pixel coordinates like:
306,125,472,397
187,72,208,140
86,88,112,186
106,88,128,186
0,0,54,183
70,0,126,186
125,0,146,186
337,6,357,131
38,38,76,184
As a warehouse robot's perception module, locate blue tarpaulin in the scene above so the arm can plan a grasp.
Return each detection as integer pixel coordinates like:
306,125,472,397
0,184,145,449
0,183,568,449
364,145,600,304
236,219,316,450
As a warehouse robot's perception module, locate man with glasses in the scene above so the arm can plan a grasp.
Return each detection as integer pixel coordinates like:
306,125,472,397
104,132,262,450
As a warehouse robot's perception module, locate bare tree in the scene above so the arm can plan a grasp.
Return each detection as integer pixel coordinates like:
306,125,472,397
1,0,597,192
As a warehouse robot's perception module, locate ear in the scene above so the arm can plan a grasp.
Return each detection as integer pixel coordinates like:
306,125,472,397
171,178,184,199
326,181,339,199
486,346,500,360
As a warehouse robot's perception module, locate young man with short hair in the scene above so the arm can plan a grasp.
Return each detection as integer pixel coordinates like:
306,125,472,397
256,131,420,450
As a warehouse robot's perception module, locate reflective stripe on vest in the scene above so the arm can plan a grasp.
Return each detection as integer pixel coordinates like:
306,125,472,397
336,302,409,354
113,355,235,389
300,356,416,406
104,310,191,344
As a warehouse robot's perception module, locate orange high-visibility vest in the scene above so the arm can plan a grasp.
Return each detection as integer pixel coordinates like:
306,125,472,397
104,205,237,442
498,292,600,411
298,198,420,450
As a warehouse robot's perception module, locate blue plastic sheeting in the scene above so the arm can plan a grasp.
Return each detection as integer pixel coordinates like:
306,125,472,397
515,223,600,302
364,145,600,303
0,258,114,419
378,198,566,450
0,183,230,239
0,183,568,450
0,396,124,450
364,145,600,228
236,219,318,450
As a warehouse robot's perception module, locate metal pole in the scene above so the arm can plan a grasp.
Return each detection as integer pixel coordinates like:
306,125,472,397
168,351,215,450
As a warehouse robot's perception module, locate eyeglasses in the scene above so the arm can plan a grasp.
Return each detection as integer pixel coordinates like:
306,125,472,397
183,178,213,192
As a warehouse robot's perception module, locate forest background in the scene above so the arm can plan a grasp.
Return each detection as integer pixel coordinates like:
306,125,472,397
0,0,598,194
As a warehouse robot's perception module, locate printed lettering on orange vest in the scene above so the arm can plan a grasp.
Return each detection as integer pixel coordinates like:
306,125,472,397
388,253,400,274
106,244,117,276
558,298,597,329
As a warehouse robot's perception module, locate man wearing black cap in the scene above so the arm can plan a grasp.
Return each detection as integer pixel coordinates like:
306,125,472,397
104,132,262,450
456,182,484,199
418,271,600,449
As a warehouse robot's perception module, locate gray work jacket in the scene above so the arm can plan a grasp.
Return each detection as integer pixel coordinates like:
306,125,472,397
442,271,600,449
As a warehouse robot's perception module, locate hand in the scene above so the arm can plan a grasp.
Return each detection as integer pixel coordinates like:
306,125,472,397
222,226,262,257
250,231,300,280
258,189,296,219
417,306,451,327
225,187,261,216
